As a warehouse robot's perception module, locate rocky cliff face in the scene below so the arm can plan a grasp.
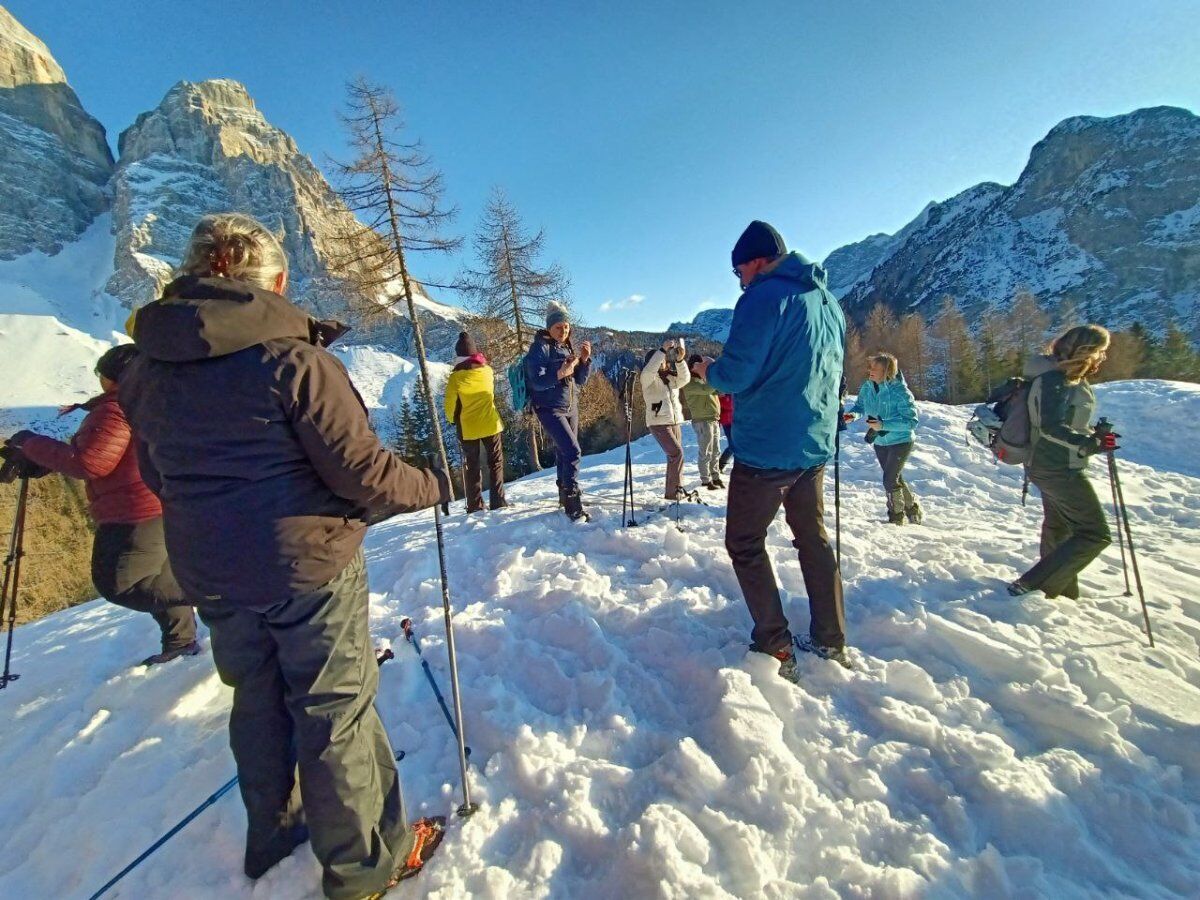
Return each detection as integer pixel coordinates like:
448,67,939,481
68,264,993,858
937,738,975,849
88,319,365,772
0,6,113,259
667,307,734,343
836,107,1200,337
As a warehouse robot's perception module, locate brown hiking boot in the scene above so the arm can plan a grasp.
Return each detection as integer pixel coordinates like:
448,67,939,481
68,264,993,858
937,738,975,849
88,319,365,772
141,641,203,667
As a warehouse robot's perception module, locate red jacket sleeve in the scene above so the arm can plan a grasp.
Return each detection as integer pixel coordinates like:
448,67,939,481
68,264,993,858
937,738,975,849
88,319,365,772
20,399,130,482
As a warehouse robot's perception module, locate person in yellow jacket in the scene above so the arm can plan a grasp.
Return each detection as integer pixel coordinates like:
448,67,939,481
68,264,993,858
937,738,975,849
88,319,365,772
444,331,507,513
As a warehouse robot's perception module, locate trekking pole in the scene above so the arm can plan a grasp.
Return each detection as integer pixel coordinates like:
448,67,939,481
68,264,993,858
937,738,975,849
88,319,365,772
1107,450,1154,648
1104,456,1132,598
426,491,478,818
88,775,240,899
1,476,30,689
399,618,472,758
834,418,842,569
623,371,639,527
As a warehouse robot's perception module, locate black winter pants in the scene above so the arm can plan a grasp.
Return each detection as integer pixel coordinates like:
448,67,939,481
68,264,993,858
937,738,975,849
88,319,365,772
462,432,507,511
725,462,846,654
873,441,916,515
91,519,195,651
1020,468,1111,599
199,550,405,900
536,406,582,494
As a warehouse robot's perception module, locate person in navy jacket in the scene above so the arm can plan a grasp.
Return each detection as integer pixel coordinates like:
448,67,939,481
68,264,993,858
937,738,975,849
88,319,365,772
525,302,592,521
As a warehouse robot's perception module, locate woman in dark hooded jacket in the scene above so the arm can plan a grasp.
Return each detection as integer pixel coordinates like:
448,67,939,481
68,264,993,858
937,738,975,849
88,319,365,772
121,213,450,898
1008,324,1114,600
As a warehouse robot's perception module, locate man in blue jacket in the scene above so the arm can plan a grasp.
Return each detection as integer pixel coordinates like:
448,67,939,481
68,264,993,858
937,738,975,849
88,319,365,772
698,221,848,680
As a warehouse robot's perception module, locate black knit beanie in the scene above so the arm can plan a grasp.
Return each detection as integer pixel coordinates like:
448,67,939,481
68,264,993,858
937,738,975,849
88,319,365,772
95,344,141,383
731,220,787,267
455,331,478,357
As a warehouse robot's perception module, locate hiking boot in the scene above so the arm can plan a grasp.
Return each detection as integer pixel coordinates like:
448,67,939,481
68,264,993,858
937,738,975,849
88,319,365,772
906,503,923,525
1006,580,1033,597
142,641,203,667
774,649,800,684
701,481,712,489
362,817,447,898
563,490,589,522
886,511,905,525
794,635,853,670
711,476,726,489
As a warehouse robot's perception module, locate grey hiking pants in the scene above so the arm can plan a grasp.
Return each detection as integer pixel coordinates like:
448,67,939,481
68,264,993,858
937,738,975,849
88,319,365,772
725,462,846,654
692,419,721,484
650,424,684,498
91,519,195,651
199,550,405,900
1020,468,1111,599
873,441,916,515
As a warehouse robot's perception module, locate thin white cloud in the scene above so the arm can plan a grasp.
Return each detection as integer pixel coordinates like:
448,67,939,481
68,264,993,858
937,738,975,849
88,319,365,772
599,293,645,313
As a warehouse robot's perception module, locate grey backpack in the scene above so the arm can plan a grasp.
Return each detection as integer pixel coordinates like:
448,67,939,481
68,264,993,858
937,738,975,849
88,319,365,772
967,377,1035,465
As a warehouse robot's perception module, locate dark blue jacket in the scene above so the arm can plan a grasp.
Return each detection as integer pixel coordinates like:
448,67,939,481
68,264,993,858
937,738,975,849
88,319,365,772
706,252,846,471
525,329,591,413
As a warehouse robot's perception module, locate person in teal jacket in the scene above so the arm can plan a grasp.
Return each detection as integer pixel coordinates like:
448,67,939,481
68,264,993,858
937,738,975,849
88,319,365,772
697,221,848,681
844,352,922,525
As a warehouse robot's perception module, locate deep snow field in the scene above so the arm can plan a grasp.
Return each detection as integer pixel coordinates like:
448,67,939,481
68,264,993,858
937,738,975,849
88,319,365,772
1,381,1198,899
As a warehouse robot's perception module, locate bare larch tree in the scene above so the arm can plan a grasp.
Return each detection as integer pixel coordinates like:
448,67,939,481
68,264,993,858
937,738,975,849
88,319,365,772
329,77,460,478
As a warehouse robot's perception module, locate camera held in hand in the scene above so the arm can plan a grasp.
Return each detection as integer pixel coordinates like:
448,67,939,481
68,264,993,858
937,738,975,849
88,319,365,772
664,338,686,365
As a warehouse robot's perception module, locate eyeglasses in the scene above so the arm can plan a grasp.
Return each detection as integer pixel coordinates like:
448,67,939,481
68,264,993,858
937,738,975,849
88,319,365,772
732,267,741,278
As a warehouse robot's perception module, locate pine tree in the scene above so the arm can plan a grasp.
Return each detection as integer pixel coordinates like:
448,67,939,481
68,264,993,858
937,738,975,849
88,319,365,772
1155,322,1200,381
1129,322,1159,377
330,77,460,484
1094,328,1145,382
861,302,899,356
1005,290,1050,372
458,187,570,473
895,314,931,399
932,295,982,403
977,312,1012,396
843,322,870,388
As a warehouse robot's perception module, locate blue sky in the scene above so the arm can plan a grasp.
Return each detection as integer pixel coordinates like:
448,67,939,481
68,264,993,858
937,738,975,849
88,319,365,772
8,0,1199,330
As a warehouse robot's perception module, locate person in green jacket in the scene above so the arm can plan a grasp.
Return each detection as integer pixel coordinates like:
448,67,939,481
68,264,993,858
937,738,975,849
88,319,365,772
682,354,724,489
444,331,507,513
1009,324,1114,599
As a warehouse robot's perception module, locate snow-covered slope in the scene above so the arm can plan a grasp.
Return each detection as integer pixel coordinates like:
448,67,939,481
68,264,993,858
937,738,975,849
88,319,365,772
2,381,1197,898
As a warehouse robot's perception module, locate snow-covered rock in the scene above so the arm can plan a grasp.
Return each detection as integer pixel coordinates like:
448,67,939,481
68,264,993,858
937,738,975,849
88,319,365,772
836,107,1200,336
1,380,1198,897
667,307,735,343
0,6,114,259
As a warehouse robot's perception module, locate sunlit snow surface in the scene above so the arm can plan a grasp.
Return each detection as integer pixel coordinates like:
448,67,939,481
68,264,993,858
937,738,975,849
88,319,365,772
1,382,1198,898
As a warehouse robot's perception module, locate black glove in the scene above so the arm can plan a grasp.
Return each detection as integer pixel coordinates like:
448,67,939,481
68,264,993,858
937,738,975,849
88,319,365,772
430,465,451,516
0,444,50,484
5,430,35,448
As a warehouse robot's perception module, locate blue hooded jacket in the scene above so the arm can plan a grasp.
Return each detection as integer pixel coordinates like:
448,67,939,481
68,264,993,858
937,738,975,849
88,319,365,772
706,252,846,471
524,329,591,413
846,374,918,447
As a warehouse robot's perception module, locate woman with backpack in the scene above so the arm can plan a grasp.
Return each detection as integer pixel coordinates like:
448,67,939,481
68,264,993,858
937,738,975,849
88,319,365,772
525,302,592,521
444,331,507,513
6,345,200,665
844,352,922,525
1008,325,1114,600
640,338,692,500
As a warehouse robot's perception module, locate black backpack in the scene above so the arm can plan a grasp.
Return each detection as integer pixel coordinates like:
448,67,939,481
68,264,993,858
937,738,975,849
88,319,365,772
967,377,1036,465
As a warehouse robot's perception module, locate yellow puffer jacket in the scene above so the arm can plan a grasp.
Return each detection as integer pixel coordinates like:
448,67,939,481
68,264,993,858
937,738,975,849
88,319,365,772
444,363,504,440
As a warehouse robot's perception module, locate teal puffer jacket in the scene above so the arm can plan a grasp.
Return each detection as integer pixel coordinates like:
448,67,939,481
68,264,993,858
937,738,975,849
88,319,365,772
846,374,918,446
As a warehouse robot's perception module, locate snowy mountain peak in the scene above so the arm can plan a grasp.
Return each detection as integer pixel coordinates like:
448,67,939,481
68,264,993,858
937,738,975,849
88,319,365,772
837,105,1200,336
107,77,364,313
0,5,67,87
117,79,297,164
0,4,114,259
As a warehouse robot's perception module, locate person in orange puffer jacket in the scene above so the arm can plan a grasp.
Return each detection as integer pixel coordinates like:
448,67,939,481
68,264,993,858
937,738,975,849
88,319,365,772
10,345,200,665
